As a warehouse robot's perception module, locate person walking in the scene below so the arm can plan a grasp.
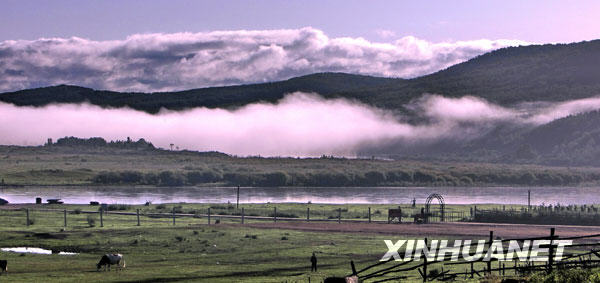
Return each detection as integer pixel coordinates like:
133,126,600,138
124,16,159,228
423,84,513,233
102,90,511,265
310,252,317,272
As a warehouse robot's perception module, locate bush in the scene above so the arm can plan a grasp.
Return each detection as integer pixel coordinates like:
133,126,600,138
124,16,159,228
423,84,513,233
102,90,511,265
107,204,130,211
172,206,184,213
158,171,185,186
528,268,597,283
86,215,96,227
186,170,222,184
257,172,289,186
364,171,385,185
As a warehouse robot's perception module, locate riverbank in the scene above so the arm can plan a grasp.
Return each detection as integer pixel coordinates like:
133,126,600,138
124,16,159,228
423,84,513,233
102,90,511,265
2,144,600,187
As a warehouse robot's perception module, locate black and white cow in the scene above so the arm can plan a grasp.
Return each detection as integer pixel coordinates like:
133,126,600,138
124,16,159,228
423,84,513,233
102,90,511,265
0,259,7,275
97,254,125,271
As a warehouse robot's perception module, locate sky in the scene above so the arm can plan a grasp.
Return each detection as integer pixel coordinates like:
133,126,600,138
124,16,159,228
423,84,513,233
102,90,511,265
2,1,600,154
2,0,600,43
0,1,599,92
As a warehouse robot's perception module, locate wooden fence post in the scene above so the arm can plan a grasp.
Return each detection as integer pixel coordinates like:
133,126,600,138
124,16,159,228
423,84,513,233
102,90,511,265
137,209,140,226
100,208,104,227
487,231,493,273
241,208,245,224
498,261,501,276
338,208,341,223
274,207,277,222
470,262,474,278
307,207,310,222
172,207,176,225
548,228,555,274
423,237,428,282
208,207,211,225
26,208,30,227
368,207,371,223
64,209,67,227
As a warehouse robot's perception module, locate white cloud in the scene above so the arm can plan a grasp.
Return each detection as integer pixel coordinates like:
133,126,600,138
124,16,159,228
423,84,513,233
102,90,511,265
1,92,598,157
375,29,397,39
0,27,528,92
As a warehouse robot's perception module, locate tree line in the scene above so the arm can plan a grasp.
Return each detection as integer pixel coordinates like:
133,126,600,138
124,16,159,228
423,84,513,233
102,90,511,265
91,168,597,187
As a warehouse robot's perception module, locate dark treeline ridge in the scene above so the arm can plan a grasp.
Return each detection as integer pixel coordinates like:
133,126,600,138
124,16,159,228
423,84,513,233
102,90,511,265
2,40,600,112
50,136,155,149
90,167,598,187
3,136,600,187
474,204,600,226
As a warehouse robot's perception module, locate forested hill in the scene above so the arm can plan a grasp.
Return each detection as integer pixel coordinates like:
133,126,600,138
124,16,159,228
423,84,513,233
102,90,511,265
2,39,600,112
0,73,400,113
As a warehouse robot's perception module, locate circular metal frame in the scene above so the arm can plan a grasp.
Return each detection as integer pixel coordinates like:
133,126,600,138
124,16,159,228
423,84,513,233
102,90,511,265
425,193,445,222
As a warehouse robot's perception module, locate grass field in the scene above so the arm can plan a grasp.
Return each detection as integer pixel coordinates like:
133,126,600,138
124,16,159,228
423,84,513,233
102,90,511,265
2,203,600,282
0,204,465,283
2,143,600,187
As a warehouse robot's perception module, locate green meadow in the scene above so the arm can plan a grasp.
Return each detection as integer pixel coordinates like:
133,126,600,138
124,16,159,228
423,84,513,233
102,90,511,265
2,203,595,282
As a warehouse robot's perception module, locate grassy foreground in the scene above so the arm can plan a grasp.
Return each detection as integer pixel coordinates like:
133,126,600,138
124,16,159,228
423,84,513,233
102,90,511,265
0,203,524,283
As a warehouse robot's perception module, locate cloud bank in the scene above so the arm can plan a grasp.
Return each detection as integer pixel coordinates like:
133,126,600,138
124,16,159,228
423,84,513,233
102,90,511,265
2,93,600,157
0,27,527,92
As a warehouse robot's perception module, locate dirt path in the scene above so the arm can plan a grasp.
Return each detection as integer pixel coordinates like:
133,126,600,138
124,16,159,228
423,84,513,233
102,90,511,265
228,221,600,239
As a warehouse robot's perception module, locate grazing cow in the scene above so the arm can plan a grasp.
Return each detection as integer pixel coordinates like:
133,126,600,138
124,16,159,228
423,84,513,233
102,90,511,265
97,254,125,271
0,259,7,275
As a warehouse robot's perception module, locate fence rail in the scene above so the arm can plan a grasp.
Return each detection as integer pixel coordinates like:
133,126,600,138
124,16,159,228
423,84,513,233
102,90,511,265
348,227,600,282
0,205,476,228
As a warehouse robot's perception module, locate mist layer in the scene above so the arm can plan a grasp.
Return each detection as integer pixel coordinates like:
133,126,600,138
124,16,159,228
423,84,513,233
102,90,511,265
1,93,599,157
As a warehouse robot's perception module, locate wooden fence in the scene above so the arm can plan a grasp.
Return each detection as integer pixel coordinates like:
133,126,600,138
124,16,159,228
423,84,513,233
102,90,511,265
347,228,600,282
1,205,473,228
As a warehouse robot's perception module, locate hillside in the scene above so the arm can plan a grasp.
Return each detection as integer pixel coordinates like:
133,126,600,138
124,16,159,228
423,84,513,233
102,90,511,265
3,40,600,166
2,137,600,187
369,110,600,166
0,73,400,113
2,40,600,112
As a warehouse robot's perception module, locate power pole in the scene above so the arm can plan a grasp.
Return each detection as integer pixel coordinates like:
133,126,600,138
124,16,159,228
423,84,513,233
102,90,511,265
236,186,240,209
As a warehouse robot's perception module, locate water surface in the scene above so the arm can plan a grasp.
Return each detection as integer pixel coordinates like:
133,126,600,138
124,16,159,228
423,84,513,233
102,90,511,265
0,186,597,205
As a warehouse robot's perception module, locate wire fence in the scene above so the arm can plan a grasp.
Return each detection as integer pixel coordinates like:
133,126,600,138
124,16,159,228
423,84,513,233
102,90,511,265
0,204,474,229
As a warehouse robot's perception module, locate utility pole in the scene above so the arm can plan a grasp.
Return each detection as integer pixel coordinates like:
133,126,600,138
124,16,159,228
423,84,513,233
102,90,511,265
528,190,531,212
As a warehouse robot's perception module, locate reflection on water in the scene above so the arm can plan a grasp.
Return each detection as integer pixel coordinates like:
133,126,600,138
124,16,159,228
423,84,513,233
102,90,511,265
0,186,598,205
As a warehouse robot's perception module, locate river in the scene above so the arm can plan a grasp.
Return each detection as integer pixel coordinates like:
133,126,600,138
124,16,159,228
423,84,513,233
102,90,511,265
0,186,598,205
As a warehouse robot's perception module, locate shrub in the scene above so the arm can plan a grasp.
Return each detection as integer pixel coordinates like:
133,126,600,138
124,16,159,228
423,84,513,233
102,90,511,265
158,171,185,186
86,215,96,227
107,204,130,211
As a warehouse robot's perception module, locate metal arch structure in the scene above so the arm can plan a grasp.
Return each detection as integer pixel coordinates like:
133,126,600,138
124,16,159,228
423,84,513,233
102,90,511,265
425,193,445,223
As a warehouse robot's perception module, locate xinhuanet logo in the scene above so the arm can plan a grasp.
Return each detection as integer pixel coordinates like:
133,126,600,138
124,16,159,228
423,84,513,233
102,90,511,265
381,239,572,262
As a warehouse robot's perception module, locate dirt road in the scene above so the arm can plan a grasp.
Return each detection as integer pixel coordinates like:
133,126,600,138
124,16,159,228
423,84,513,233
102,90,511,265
232,221,600,239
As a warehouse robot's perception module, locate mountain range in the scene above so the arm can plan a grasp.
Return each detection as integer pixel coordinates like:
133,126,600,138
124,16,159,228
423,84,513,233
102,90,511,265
2,39,600,166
